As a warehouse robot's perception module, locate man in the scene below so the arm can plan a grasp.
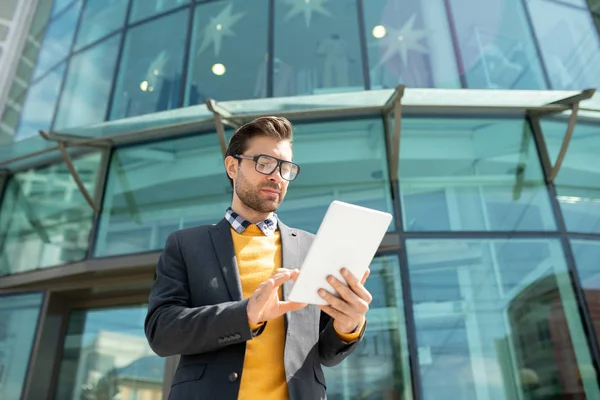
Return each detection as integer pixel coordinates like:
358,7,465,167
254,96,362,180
145,116,372,400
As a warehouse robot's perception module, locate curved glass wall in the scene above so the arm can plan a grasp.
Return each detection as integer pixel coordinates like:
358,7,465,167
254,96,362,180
5,0,600,146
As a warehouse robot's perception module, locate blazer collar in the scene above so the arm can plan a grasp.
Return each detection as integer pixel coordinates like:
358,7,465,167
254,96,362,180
209,218,243,301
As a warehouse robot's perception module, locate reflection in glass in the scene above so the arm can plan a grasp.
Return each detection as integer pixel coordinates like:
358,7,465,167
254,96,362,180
542,120,600,233
0,153,100,275
400,117,556,231
54,35,120,130
273,0,364,96
55,305,165,400
130,0,189,23
0,293,43,400
276,119,395,233
449,0,547,89
186,0,268,103
325,255,413,400
406,239,600,399
363,0,461,89
571,239,600,346
94,133,231,257
33,2,81,80
16,64,66,141
527,0,600,90
110,10,188,120
74,0,128,50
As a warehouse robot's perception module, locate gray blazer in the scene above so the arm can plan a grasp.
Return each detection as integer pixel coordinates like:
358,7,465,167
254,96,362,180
145,218,364,400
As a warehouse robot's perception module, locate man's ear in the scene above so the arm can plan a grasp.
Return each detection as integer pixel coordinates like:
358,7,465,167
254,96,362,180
224,156,238,181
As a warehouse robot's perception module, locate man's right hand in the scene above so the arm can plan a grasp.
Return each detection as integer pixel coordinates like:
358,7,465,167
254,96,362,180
247,268,307,325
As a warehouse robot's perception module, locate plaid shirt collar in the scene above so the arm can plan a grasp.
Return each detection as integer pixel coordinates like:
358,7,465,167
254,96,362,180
224,207,279,236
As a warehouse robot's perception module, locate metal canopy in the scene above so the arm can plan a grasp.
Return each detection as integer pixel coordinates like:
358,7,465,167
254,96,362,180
0,86,595,188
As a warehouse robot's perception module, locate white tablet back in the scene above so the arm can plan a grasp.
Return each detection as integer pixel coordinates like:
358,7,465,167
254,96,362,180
288,200,393,305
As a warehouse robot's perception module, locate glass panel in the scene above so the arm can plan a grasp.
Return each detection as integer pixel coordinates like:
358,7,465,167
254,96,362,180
186,0,268,103
406,239,600,400
54,35,120,130
400,117,556,231
94,133,230,257
0,152,101,275
0,293,44,400
54,305,165,400
448,0,547,89
32,1,81,80
130,0,189,23
363,0,461,89
571,239,600,346
109,10,188,120
74,0,127,50
276,119,395,233
527,0,600,90
324,255,413,400
16,64,66,141
273,0,364,96
542,120,600,233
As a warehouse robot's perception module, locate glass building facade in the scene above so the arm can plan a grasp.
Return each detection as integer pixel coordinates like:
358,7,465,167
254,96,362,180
0,0,599,399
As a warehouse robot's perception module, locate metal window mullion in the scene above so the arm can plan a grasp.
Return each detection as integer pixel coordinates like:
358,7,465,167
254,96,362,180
85,146,114,259
57,141,97,212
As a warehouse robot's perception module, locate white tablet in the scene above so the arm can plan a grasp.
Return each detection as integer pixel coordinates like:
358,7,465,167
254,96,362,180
287,200,393,305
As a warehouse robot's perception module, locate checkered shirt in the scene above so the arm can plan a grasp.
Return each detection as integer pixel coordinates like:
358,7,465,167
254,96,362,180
224,207,278,236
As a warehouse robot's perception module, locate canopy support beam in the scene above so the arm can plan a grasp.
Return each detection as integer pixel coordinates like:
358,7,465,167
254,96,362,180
39,130,107,212
206,99,242,158
549,102,579,182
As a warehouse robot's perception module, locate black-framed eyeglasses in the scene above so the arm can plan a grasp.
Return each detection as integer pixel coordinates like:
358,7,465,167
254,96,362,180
234,154,300,181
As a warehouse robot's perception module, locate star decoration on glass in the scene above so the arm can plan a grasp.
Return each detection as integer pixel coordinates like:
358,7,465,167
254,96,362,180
284,0,331,28
372,14,430,66
196,3,245,57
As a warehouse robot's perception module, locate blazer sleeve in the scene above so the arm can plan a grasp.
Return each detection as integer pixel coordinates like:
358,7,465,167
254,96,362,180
317,301,365,367
144,232,264,357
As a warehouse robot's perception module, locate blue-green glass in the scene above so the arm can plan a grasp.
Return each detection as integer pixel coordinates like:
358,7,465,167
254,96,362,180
110,10,188,120
399,117,556,231
276,119,395,233
324,255,413,400
0,152,101,275
73,0,127,50
273,0,364,96
542,120,600,233
33,1,81,80
527,0,600,90
0,293,44,400
16,64,66,141
406,239,600,399
54,35,120,130
54,305,165,399
186,0,268,103
571,239,600,349
448,0,547,89
94,133,231,257
130,0,189,23
362,0,461,89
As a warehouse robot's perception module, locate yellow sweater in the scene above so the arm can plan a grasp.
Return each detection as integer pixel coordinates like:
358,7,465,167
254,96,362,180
231,224,363,400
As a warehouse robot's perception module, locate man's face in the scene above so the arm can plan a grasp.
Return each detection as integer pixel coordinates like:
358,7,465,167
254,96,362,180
232,136,293,213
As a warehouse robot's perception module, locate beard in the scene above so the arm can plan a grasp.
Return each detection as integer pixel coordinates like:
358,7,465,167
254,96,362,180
235,171,283,213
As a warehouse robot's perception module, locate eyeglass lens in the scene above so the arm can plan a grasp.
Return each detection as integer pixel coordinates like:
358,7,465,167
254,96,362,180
256,155,298,180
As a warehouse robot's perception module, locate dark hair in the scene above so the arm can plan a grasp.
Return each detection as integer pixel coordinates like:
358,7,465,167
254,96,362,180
225,116,293,186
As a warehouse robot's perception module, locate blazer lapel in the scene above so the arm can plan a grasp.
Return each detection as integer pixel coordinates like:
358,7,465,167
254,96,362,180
278,220,299,301
209,218,243,301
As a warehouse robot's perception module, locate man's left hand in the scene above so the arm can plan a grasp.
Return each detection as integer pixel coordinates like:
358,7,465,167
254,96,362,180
318,268,372,334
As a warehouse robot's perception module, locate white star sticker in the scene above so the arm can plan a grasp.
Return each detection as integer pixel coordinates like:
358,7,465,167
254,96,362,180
196,3,245,57
284,0,331,28
372,14,430,66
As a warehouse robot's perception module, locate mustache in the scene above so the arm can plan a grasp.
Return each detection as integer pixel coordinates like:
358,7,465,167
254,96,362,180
260,183,281,191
